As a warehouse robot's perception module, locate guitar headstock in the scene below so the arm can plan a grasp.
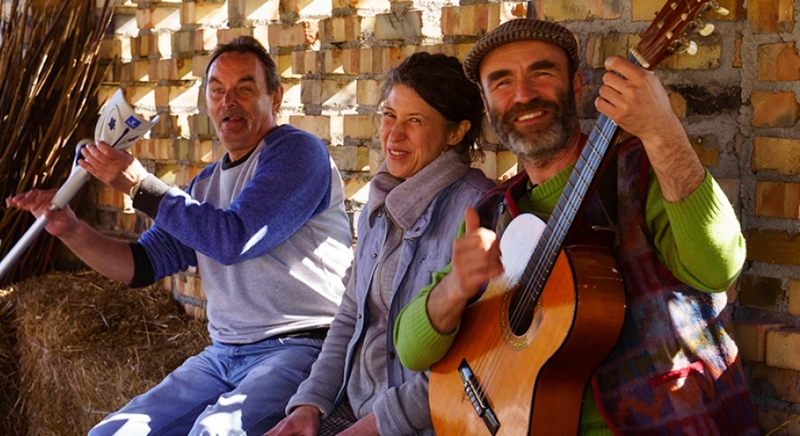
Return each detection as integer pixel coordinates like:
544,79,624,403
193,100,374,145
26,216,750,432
633,0,729,70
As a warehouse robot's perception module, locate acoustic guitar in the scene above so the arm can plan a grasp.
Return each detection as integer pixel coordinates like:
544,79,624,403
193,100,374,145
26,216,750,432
430,1,725,434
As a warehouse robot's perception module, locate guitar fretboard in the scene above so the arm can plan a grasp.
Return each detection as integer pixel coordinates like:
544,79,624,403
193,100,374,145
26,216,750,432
519,53,642,305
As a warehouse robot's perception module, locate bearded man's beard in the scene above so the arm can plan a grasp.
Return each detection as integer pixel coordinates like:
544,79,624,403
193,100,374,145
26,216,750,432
488,87,578,168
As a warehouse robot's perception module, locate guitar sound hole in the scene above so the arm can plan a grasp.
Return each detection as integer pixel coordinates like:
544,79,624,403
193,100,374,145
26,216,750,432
507,284,535,337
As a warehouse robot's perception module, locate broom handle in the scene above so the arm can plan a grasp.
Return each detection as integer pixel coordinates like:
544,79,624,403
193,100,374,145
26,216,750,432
0,140,93,281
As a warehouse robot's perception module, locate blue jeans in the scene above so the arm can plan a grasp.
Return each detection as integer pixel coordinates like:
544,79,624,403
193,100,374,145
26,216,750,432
88,337,322,436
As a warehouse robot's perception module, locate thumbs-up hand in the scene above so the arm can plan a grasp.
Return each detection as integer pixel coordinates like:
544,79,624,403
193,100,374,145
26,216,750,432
450,207,503,301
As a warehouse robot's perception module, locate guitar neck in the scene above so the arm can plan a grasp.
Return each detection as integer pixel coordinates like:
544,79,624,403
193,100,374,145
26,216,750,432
522,53,643,295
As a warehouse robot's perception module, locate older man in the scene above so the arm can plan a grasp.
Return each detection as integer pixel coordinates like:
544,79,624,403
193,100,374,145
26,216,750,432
8,36,353,435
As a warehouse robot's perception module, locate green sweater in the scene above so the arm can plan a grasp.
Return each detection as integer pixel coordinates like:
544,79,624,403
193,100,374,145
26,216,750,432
393,165,745,435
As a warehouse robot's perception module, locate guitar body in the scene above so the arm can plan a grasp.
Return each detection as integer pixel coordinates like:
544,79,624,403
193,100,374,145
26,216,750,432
430,214,626,436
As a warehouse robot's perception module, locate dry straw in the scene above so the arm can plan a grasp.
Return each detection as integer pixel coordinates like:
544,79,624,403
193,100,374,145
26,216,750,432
0,0,114,286
0,269,209,436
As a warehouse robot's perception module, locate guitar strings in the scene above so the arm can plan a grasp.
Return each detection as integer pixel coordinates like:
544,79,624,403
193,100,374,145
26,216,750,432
496,116,616,387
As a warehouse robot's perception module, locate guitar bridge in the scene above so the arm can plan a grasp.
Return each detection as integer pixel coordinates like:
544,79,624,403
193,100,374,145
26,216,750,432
458,358,501,435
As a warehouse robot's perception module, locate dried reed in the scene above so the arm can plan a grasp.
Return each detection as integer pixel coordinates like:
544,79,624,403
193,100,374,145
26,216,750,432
0,0,115,286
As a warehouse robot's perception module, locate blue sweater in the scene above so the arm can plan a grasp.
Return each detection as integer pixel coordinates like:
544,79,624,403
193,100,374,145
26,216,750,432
131,125,354,344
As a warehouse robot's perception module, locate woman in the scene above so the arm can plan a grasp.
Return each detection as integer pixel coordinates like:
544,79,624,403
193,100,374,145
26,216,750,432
264,52,494,436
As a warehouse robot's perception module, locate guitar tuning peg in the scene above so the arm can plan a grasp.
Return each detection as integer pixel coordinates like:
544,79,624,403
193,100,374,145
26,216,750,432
707,1,730,16
674,38,699,56
684,40,698,56
690,17,715,36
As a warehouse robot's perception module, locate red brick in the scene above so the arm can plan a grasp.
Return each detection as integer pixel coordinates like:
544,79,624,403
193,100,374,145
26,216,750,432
749,363,800,403
744,229,800,266
758,43,800,81
750,91,800,127
756,181,800,219
747,0,794,34
268,22,319,48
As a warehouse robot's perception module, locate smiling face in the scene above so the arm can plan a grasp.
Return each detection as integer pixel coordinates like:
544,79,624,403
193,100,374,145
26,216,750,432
379,84,467,180
205,51,284,161
479,40,583,167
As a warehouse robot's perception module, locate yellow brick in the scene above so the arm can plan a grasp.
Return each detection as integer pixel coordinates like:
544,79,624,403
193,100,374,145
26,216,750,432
136,6,181,31
752,137,800,175
496,150,520,181
243,0,280,21
300,79,321,105
343,115,377,140
733,320,787,362
97,184,126,209
766,328,800,371
662,37,721,70
183,1,227,26
99,38,122,60
789,280,800,316
357,146,370,171
216,28,254,46
585,34,639,69
190,139,216,164
132,138,155,160
543,0,620,21
282,0,320,16
282,81,302,108
373,10,423,41
344,176,370,204
323,49,344,74
269,22,319,47
194,29,219,52
631,0,664,22
132,59,150,81
193,54,211,80
112,10,139,36
277,53,294,77
369,147,383,174
689,135,716,166
320,79,357,107
289,115,332,140
357,79,381,106
328,145,360,171
152,32,172,58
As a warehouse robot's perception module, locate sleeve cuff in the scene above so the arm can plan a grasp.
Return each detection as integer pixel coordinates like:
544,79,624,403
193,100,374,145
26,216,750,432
131,173,170,219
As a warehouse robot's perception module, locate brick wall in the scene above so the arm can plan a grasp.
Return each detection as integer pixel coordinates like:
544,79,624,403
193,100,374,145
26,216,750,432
89,0,800,432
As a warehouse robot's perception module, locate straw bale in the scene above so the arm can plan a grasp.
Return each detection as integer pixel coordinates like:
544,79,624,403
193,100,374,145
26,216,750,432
5,269,209,436
0,290,24,435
